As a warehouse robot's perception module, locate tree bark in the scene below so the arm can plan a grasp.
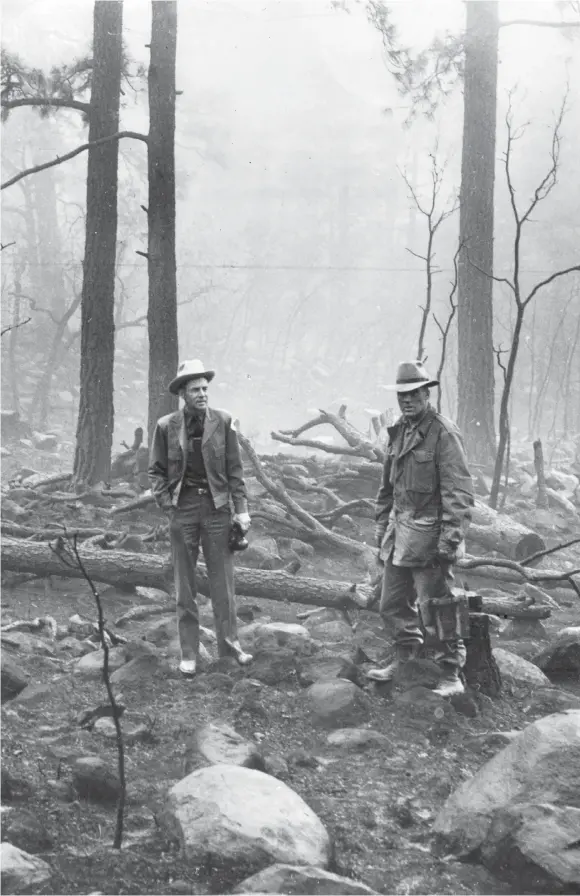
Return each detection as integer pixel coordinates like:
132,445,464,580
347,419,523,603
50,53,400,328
464,613,502,696
147,0,179,442
0,539,560,611
72,1,123,487
457,0,498,466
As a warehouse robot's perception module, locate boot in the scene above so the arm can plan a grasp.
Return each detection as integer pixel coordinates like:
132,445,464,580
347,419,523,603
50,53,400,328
366,644,419,682
432,665,464,697
225,639,253,666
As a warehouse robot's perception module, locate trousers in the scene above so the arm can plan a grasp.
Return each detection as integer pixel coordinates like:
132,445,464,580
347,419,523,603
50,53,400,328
169,487,238,660
379,555,466,668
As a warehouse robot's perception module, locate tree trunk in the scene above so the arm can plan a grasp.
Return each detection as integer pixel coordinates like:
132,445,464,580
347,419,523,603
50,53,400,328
464,612,502,696
147,0,178,442
457,0,498,466
72,1,123,487
1,538,561,609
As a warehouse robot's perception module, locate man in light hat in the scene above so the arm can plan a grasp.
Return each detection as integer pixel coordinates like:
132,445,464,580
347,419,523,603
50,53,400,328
367,361,474,696
149,360,253,676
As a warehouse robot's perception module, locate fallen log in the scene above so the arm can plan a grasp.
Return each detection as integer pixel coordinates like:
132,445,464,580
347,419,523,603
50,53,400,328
110,493,155,515
275,406,385,463
466,500,546,562
1,523,111,542
0,538,556,616
458,554,579,589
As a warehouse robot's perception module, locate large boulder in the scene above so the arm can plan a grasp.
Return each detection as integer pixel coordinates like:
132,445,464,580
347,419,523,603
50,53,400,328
162,765,331,872
0,844,52,894
252,623,315,656
233,863,377,894
433,710,580,892
295,654,361,688
493,648,551,688
307,679,370,728
533,627,580,681
73,647,127,678
1,655,29,701
302,608,354,645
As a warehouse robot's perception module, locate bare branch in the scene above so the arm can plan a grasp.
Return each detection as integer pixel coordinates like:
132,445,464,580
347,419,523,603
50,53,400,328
1,317,31,338
1,97,90,114
1,241,16,251
523,265,580,308
500,19,580,29
466,255,516,293
1,131,148,190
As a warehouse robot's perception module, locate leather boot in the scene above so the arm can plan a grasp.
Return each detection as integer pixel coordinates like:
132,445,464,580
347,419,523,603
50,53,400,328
366,644,420,682
432,664,464,697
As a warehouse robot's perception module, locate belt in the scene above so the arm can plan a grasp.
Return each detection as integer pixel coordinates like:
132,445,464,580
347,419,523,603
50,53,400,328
187,486,209,495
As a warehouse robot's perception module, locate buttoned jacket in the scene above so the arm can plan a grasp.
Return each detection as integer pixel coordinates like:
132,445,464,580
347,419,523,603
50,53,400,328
148,407,248,514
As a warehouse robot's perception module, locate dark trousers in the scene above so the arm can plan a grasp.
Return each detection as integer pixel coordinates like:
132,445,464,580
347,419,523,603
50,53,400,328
380,555,466,668
170,488,238,660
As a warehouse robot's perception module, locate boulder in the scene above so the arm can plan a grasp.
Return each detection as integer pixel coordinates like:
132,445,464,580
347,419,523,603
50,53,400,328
295,654,361,688
2,809,53,853
1,655,29,701
302,608,354,644
499,618,550,641
109,653,170,685
525,686,580,715
191,721,264,770
237,537,284,570
252,622,315,656
57,637,95,657
68,614,95,637
533,627,580,681
73,647,127,677
492,648,551,688
307,679,370,728
233,863,377,894
433,710,580,892
1,631,56,656
0,844,52,894
162,765,331,871
250,649,296,686
72,755,121,804
326,728,390,751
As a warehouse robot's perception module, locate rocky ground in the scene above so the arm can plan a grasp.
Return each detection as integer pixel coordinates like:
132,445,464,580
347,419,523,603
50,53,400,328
1,553,579,895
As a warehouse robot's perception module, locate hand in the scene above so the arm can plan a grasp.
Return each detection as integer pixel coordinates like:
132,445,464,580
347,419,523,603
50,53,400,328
233,512,251,534
436,549,457,567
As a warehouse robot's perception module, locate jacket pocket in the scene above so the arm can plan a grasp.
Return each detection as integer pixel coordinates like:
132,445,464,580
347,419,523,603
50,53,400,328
407,449,436,493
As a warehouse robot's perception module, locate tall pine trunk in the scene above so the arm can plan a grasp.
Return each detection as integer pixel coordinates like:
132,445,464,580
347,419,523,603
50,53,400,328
457,0,498,466
147,0,178,441
73,1,123,487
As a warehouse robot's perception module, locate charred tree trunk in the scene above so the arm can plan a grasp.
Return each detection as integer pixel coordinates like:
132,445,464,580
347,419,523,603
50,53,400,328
464,611,502,697
147,0,178,442
457,0,498,466
72,1,123,487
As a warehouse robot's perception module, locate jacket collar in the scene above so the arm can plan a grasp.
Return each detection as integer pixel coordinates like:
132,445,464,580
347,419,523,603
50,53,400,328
168,406,219,451
388,405,437,459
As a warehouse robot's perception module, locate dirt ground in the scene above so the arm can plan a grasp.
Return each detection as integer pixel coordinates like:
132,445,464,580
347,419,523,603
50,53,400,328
3,554,579,896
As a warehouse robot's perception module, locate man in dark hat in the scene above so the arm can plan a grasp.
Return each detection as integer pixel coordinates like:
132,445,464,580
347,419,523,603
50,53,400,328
367,361,474,696
148,359,252,676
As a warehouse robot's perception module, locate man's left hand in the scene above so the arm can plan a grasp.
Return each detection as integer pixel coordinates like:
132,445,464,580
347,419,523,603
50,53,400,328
436,549,457,567
233,512,251,533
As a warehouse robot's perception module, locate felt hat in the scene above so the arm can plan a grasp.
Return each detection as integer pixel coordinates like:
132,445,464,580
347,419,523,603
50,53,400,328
381,360,439,393
168,359,215,395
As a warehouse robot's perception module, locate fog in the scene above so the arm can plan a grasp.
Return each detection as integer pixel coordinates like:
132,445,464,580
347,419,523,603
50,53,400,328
2,0,579,452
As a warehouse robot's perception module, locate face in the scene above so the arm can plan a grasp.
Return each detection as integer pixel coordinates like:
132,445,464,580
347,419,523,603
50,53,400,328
397,386,429,421
182,377,209,413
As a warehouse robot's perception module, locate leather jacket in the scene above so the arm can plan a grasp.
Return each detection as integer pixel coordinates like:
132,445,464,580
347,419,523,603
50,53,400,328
376,405,474,567
148,407,248,514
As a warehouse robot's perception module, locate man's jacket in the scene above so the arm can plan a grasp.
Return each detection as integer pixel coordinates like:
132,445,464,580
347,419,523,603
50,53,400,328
148,407,248,514
376,405,474,567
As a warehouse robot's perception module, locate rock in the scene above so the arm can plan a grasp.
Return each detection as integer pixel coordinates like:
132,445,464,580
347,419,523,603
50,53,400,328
326,728,390,751
110,653,170,685
114,603,170,627
31,431,58,450
392,658,442,691
231,678,264,699
236,602,260,623
233,863,377,894
289,538,315,557
522,583,561,610
2,809,53,853
195,672,235,694
286,748,319,769
74,647,127,677
0,843,52,894
352,626,391,664
93,716,152,746
72,756,122,803
493,648,551,688
1,655,29,701
302,608,354,644
465,731,521,754
262,754,290,780
252,622,315,656
495,638,543,662
250,649,296,686
524,686,580,715
191,722,264,770
433,710,580,892
295,654,361,688
162,765,331,870
534,626,580,681
58,636,95,657
68,614,95,637
499,618,550,641
1,631,56,656
307,679,370,728
143,614,176,645
237,537,284,570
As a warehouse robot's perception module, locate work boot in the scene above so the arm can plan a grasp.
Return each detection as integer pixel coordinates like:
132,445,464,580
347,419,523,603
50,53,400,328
432,666,464,697
225,639,253,666
366,645,419,682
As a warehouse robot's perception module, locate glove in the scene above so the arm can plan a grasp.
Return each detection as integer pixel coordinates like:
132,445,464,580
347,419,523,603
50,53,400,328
233,512,251,534
436,548,457,567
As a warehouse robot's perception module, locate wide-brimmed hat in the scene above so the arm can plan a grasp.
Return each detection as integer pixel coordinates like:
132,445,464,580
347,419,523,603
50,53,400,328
381,361,439,393
168,359,215,395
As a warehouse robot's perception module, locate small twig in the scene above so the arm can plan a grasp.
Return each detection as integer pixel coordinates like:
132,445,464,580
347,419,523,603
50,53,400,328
1,317,31,338
50,530,126,849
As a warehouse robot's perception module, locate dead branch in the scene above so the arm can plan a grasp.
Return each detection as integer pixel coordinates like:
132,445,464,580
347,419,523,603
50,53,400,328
272,432,374,458
521,536,580,566
1,317,31,338
433,244,460,412
276,406,384,463
238,431,373,562
110,494,155,515
314,499,375,526
459,555,580,587
1,131,149,191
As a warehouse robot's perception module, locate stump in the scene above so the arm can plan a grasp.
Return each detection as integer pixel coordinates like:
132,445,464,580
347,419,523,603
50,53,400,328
463,595,502,697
